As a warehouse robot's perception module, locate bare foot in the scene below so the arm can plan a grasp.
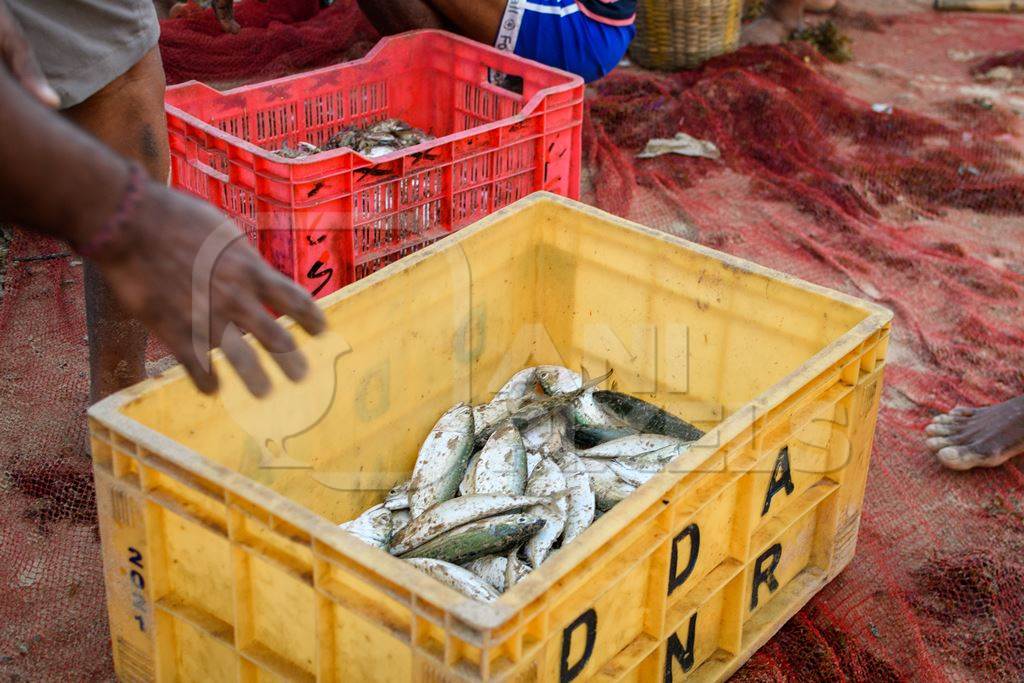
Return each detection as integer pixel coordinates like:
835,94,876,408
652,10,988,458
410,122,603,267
925,396,1024,470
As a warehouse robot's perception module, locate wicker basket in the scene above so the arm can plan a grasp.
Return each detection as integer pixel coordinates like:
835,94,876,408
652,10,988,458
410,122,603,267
629,0,744,70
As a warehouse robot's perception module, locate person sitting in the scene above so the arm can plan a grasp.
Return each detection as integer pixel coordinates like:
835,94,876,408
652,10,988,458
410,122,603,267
205,0,639,83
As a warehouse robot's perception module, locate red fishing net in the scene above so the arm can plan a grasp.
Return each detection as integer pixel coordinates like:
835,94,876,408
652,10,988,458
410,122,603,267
2,2,1024,680
160,0,378,85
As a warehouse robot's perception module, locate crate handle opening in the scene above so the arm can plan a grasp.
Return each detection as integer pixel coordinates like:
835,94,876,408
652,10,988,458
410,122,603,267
486,67,525,96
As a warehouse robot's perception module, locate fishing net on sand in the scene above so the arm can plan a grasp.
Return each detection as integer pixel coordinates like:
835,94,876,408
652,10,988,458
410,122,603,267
2,3,1024,680
584,30,1024,682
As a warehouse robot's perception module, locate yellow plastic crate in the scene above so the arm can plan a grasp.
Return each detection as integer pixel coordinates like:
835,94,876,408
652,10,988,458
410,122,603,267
88,193,891,682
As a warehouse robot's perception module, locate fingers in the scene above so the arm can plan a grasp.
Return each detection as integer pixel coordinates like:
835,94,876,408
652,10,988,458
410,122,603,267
221,324,271,397
242,304,309,383
0,8,60,107
212,0,241,33
169,330,219,394
257,267,327,337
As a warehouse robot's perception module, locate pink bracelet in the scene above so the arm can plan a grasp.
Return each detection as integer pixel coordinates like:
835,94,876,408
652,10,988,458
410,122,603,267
74,162,148,259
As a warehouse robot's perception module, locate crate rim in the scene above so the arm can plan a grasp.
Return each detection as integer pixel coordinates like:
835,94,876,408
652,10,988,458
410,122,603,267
164,29,585,166
88,192,892,632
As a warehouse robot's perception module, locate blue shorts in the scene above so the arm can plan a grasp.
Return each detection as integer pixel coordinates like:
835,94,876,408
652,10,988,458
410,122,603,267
494,0,636,83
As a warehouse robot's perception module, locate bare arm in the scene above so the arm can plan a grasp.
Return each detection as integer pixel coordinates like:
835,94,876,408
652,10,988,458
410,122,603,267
0,3,326,396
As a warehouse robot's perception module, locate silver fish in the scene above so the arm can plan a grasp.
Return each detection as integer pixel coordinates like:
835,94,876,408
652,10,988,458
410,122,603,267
593,391,705,442
338,503,392,549
578,434,686,459
472,397,531,446
464,555,508,592
470,421,527,496
405,558,500,602
607,460,656,487
505,547,532,589
614,443,693,474
521,410,571,456
385,480,410,511
494,367,540,401
553,451,595,543
390,493,553,555
458,449,481,496
524,458,568,568
409,403,475,517
508,371,613,434
536,365,616,430
366,145,396,158
583,458,636,511
400,513,545,565
391,509,412,535
526,450,543,478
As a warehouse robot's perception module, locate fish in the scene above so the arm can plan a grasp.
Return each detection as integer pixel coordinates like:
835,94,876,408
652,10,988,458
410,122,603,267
464,555,508,592
279,118,435,160
389,493,555,556
536,366,620,432
524,458,568,568
405,558,500,602
469,421,528,496
614,443,693,474
521,410,571,456
505,547,532,589
582,458,636,512
511,370,614,429
391,509,412,535
553,451,595,544
458,449,481,496
593,391,705,442
572,424,640,448
400,513,545,565
493,367,540,401
384,480,410,511
577,434,686,459
606,460,657,487
409,403,475,517
338,504,392,549
526,450,543,478
472,397,532,446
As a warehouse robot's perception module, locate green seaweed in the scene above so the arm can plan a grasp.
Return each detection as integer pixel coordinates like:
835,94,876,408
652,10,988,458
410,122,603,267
791,20,853,63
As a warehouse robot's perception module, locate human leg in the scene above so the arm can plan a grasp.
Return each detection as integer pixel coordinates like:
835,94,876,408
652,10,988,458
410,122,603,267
64,48,168,401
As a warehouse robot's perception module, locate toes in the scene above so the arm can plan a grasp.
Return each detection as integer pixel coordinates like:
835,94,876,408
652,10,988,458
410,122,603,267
935,446,977,471
926,436,955,452
925,423,959,436
931,413,966,425
950,406,976,417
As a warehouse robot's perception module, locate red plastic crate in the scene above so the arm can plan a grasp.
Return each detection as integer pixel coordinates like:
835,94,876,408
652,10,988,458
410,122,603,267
165,30,584,298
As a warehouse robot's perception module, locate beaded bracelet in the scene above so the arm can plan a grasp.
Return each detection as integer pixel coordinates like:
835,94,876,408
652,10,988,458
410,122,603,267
74,161,148,259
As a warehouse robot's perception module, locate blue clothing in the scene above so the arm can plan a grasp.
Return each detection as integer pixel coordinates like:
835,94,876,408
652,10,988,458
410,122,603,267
495,0,637,83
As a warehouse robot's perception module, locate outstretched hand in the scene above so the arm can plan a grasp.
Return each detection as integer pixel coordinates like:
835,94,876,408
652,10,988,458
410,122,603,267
91,180,327,397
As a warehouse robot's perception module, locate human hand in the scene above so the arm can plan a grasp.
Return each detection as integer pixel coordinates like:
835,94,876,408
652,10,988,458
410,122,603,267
0,0,60,106
211,0,241,33
89,177,326,397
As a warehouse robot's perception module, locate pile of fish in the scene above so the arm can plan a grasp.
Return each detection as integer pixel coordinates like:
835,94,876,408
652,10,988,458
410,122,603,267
274,118,434,159
339,366,705,602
